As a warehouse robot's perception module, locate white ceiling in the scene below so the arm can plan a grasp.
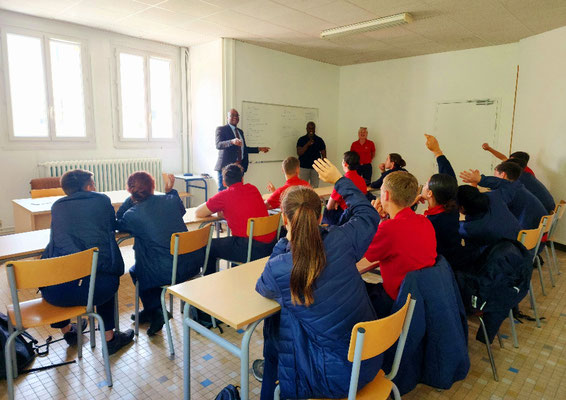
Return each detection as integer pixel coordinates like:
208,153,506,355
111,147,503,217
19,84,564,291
1,0,566,65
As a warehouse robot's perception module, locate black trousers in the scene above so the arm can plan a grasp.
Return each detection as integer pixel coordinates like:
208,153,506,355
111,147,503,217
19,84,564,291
364,282,395,319
358,164,373,185
204,236,275,275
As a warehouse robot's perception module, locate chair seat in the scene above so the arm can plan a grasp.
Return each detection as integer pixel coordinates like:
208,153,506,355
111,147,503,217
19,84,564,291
7,298,86,329
314,370,393,400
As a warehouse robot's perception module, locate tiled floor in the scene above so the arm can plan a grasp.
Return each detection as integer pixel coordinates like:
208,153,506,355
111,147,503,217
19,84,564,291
1,243,566,399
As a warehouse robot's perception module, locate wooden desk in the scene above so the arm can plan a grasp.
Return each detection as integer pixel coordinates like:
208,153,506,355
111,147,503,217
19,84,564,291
11,190,158,233
0,229,50,262
182,207,222,228
168,257,279,400
356,257,380,274
262,184,334,201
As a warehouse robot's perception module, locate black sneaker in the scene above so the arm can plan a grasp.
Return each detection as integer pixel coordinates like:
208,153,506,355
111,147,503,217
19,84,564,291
147,310,165,337
131,309,172,324
252,359,264,382
107,329,134,356
63,319,88,346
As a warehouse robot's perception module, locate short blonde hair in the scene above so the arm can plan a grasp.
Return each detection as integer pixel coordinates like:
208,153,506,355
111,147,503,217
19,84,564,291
358,127,367,134
382,171,418,207
282,157,300,175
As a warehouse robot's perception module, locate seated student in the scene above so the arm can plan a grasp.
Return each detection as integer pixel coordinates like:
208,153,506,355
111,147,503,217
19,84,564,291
364,171,437,318
481,143,535,176
265,156,310,210
116,172,202,336
369,152,407,189
323,151,368,225
457,185,521,256
421,134,468,270
256,158,381,400
41,170,134,355
196,164,276,275
460,161,546,230
350,126,376,184
507,157,555,213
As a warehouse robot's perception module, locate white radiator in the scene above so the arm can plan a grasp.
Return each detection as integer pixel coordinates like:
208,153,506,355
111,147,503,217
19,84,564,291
38,158,163,192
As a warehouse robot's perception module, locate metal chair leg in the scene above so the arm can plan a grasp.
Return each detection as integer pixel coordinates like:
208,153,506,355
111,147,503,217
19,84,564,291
90,312,112,387
134,281,140,336
529,282,542,328
77,316,83,359
509,310,518,348
114,295,120,332
478,316,499,381
545,246,556,287
391,383,402,400
7,318,18,379
496,332,504,349
274,384,281,400
5,330,20,400
550,241,561,275
161,288,175,357
536,256,547,296
89,316,96,349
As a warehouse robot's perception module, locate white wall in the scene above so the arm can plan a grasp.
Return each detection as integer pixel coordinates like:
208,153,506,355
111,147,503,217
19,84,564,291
188,39,223,203
338,44,519,187
0,10,184,231
513,26,566,243
232,41,340,191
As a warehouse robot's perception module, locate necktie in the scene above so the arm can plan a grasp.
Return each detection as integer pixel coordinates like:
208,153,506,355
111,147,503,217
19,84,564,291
234,128,243,162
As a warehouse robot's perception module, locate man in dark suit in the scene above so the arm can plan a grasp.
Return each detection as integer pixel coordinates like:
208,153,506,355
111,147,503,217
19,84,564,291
215,108,270,190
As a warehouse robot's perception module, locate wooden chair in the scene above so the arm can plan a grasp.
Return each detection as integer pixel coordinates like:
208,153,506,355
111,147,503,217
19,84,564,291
30,188,65,198
547,200,565,275
29,177,61,190
532,215,554,295
4,248,112,400
222,213,282,268
274,294,416,400
132,224,214,357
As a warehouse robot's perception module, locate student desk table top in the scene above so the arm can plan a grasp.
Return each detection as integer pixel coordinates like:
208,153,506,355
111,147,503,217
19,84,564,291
167,255,380,400
12,190,162,233
262,184,334,201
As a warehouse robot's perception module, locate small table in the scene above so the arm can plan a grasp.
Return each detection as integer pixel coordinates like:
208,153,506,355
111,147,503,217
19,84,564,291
167,257,280,400
174,174,210,207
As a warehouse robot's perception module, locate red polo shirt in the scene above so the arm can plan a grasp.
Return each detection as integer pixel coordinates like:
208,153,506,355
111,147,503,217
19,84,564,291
266,175,310,209
206,182,275,243
350,139,375,165
364,207,437,299
331,170,367,210
524,166,535,177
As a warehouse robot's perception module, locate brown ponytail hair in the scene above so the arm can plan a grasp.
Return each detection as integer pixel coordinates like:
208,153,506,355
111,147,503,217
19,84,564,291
281,186,326,306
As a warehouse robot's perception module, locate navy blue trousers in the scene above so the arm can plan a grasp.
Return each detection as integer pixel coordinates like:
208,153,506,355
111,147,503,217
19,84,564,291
217,171,226,191
42,274,119,331
364,282,395,319
204,236,275,275
129,265,162,312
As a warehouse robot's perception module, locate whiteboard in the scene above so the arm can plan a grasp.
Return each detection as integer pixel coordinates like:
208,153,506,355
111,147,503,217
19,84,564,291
241,101,319,163
433,99,500,182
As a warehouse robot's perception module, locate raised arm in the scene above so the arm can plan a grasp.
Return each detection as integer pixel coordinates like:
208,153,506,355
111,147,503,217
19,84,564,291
425,134,456,178
482,143,508,161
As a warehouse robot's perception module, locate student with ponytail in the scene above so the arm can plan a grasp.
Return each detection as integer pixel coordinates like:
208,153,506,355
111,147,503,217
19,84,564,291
255,158,381,400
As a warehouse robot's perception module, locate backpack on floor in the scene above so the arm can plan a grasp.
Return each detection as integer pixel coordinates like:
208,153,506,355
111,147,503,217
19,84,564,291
215,384,240,400
0,312,36,379
188,307,223,333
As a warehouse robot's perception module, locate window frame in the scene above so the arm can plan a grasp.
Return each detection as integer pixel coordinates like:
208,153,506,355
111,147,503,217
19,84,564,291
113,46,179,145
0,26,94,144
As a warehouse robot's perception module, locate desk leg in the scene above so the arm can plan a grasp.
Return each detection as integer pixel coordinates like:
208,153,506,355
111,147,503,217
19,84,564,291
240,320,261,400
183,303,191,400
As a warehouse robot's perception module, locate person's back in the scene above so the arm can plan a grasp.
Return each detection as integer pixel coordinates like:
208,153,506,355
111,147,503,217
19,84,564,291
518,171,555,213
256,159,380,399
265,157,310,210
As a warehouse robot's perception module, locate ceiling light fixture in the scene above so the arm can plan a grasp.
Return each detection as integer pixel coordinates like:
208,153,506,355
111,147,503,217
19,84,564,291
320,12,413,39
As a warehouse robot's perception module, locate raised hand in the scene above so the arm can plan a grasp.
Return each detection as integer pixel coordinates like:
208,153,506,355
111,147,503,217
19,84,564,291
266,181,276,193
481,143,490,151
459,169,481,186
424,134,442,156
371,198,387,219
164,173,175,193
312,158,342,184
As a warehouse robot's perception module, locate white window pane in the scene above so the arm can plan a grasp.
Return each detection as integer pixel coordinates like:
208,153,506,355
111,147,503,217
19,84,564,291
50,39,86,137
119,53,146,139
6,33,48,137
149,57,173,139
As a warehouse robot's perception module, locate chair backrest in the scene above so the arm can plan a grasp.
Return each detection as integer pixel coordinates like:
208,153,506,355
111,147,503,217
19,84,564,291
549,201,566,241
540,215,553,234
6,248,99,290
246,213,282,238
30,177,61,190
30,188,65,198
348,294,414,362
517,225,544,251
170,224,213,255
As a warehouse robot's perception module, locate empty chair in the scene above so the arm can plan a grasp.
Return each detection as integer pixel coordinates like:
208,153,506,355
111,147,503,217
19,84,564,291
30,187,65,198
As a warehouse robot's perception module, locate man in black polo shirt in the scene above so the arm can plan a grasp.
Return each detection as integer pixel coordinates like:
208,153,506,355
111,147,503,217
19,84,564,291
296,121,326,188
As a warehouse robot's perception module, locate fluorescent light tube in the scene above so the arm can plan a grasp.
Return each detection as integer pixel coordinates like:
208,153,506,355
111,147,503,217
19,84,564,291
320,12,413,38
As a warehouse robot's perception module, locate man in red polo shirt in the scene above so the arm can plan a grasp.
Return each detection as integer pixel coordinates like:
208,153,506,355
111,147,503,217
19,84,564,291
364,171,437,318
195,164,276,275
265,157,310,210
350,127,376,184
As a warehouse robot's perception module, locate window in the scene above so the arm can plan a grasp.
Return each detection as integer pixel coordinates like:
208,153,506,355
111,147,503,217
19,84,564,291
2,30,91,141
116,50,174,141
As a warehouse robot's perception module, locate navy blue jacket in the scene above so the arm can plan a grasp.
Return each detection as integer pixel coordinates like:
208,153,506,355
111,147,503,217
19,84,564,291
256,178,380,399
370,166,407,189
43,191,124,276
479,176,546,229
214,124,259,172
518,172,555,213
117,190,203,291
459,190,521,251
385,256,470,395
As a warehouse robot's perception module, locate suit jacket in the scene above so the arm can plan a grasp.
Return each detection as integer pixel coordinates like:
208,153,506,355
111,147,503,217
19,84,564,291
214,124,259,172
